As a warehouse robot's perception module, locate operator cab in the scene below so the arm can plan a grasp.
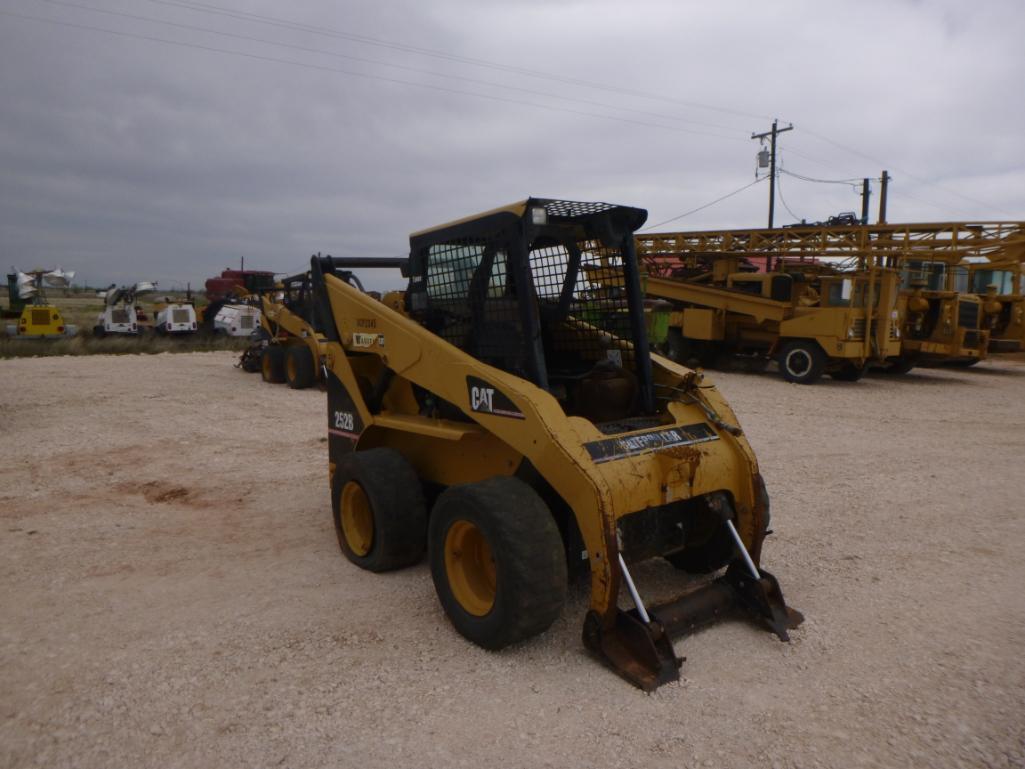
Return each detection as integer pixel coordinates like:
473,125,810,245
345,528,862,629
404,198,655,425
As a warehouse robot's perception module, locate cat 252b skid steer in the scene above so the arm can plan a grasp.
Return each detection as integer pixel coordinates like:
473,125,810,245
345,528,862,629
310,198,802,690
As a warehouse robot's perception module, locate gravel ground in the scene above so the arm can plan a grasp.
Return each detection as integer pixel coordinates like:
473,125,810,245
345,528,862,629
1,352,1023,769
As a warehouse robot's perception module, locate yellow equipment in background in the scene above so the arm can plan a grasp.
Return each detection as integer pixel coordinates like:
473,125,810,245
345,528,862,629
249,271,327,389
637,221,1025,370
965,259,1025,355
638,253,901,383
309,198,801,691
3,269,77,339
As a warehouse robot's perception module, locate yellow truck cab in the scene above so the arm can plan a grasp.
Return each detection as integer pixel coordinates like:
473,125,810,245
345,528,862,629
896,262,990,367
646,258,901,384
966,261,1024,354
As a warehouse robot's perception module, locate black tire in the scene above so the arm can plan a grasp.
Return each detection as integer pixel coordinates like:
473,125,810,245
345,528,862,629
285,345,316,389
663,327,691,363
429,477,567,650
260,345,286,383
829,362,866,382
947,358,982,368
240,346,262,373
778,340,826,384
331,448,427,572
886,354,917,374
92,325,106,338
665,503,735,574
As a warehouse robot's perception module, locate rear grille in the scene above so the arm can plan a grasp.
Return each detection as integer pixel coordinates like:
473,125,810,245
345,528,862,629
958,300,980,329
172,309,191,324
963,330,981,349
241,315,254,329
31,309,50,325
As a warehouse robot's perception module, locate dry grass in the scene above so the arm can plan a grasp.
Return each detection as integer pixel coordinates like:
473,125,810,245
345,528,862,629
4,291,206,329
0,333,251,359
1,290,232,359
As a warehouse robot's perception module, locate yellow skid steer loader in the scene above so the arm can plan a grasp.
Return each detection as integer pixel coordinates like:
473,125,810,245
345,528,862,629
310,198,802,690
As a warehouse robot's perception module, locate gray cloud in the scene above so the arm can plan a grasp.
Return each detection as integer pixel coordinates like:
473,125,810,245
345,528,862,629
1,0,1022,290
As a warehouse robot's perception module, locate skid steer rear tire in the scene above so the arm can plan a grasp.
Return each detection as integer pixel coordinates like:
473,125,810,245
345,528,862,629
331,448,427,572
286,345,315,389
429,477,567,650
778,340,826,384
261,345,286,383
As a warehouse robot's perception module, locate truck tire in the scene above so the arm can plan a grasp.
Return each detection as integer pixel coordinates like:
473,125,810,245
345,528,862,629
261,345,286,383
664,327,692,363
285,345,316,389
886,355,917,374
778,340,826,384
429,477,567,650
829,362,866,382
331,448,427,572
92,325,106,338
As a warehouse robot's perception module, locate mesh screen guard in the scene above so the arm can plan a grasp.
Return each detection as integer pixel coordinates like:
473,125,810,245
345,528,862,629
402,198,654,415
420,234,639,383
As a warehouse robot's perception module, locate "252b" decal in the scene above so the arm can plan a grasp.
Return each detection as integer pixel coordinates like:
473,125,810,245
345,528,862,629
333,410,355,431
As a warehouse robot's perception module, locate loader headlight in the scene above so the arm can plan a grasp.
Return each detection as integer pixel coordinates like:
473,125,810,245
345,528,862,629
530,206,548,226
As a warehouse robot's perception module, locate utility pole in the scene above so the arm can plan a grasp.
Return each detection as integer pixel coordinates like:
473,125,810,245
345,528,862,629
751,119,794,231
860,178,871,225
878,170,890,224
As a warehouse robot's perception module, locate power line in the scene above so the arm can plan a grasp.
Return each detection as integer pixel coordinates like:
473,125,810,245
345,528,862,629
641,177,766,231
800,125,1016,216
779,168,861,188
138,0,771,124
29,0,750,140
774,171,803,223
0,9,750,141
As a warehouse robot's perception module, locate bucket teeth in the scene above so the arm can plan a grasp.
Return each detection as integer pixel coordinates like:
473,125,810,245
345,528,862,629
582,610,682,692
721,560,804,641
583,559,802,690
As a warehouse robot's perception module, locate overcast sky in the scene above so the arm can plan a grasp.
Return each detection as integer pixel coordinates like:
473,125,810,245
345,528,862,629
1,0,1023,290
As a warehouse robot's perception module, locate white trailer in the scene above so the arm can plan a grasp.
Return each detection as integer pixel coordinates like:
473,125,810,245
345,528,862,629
213,304,261,336
155,304,198,335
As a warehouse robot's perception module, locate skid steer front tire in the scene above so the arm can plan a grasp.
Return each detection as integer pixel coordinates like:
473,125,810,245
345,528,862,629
261,345,286,383
331,448,427,572
429,477,567,650
285,345,315,389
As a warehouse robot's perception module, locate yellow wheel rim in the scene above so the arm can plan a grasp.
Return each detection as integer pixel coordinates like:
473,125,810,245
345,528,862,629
286,354,296,382
444,520,496,616
340,481,373,556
